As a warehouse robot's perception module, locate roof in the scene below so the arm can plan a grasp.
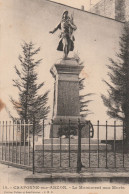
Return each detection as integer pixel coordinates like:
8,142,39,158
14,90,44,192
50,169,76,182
48,0,124,24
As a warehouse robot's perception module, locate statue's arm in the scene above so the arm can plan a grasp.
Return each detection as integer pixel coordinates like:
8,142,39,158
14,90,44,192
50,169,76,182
69,21,77,31
49,23,61,34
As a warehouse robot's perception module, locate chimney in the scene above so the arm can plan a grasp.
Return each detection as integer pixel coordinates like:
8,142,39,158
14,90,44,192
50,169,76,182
81,5,85,11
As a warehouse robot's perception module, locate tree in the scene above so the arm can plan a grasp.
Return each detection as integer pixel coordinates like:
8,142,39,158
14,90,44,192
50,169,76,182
10,42,50,134
79,78,93,118
101,22,129,142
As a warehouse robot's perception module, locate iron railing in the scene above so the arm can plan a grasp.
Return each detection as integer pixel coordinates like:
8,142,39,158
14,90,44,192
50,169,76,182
0,119,127,174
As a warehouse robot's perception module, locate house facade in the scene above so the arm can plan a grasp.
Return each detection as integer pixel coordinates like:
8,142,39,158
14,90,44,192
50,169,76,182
90,0,129,22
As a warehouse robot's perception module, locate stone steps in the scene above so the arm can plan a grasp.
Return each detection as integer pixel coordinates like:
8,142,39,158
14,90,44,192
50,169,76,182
35,144,111,151
34,138,112,151
39,138,101,144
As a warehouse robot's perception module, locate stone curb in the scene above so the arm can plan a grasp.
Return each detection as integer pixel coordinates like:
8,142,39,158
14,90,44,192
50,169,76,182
24,172,129,183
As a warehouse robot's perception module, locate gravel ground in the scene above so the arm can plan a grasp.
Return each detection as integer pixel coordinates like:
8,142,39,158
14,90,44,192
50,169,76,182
0,145,129,173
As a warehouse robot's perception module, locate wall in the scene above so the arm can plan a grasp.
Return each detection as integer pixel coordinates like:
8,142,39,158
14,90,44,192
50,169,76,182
90,0,115,19
115,0,125,22
90,0,129,22
125,0,129,21
0,0,123,124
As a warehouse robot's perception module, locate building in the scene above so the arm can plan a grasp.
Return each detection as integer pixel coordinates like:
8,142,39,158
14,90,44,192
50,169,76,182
90,0,129,22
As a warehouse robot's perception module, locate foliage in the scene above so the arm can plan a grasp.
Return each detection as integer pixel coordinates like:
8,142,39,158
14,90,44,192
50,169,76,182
101,22,129,141
10,42,50,134
58,125,77,138
79,78,94,118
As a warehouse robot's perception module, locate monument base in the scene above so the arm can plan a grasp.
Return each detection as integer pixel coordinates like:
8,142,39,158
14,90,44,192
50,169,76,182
50,116,91,138
50,58,86,138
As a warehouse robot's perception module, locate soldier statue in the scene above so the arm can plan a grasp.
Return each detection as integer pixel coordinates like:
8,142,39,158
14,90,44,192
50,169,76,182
49,10,77,59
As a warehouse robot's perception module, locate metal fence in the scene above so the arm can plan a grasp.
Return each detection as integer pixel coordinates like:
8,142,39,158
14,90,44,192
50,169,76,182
0,120,32,170
0,119,128,174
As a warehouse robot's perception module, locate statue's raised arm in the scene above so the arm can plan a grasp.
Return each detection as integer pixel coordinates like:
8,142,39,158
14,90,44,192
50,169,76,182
49,10,77,59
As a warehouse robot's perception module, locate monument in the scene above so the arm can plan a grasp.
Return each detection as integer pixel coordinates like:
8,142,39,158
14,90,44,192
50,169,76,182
49,10,86,137
49,10,77,59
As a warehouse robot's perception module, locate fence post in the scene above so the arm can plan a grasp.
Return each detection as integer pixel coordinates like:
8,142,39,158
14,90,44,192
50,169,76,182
106,121,108,168
8,121,11,162
5,121,7,161
114,121,116,168
19,120,21,165
77,119,82,173
51,119,53,167
89,121,91,168
23,120,26,165
16,120,18,163
28,120,30,166
42,120,45,167
60,119,62,167
32,117,35,174
0,121,2,160
12,120,14,163
68,119,71,167
2,121,4,161
97,120,99,168
122,122,125,168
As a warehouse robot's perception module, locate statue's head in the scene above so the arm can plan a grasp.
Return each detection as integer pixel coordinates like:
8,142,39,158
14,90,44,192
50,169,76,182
62,10,68,19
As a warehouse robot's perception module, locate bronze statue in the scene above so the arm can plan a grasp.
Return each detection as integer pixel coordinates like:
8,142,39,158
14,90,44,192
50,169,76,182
49,10,77,59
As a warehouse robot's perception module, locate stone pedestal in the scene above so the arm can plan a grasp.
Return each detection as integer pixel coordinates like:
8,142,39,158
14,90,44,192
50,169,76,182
50,58,84,137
